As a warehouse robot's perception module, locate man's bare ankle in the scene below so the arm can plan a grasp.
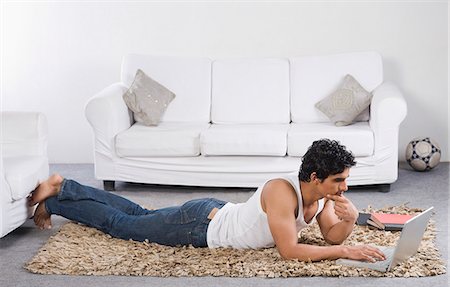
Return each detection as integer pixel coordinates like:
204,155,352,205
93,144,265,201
50,173,64,194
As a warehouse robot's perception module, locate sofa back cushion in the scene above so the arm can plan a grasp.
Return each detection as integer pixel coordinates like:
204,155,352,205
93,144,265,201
211,58,290,124
121,54,212,123
290,51,383,123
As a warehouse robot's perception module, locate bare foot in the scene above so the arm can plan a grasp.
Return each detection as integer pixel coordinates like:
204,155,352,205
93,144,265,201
28,173,64,206
33,202,52,230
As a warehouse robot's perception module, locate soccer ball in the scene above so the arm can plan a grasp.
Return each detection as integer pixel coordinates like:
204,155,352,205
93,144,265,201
405,137,441,171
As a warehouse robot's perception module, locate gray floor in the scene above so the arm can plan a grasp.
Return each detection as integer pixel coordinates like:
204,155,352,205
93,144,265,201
0,163,449,287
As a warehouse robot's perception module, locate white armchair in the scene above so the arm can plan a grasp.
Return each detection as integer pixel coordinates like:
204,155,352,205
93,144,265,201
1,112,49,238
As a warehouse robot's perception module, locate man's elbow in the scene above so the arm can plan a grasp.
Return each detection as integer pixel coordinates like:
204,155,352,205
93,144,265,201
279,251,310,261
322,229,352,245
277,246,309,261
324,237,345,245
277,248,295,260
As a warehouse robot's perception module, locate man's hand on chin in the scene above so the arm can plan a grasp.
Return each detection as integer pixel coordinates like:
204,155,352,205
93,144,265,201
326,194,358,223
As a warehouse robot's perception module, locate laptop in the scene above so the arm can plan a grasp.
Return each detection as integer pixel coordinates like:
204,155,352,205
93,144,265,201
336,206,434,272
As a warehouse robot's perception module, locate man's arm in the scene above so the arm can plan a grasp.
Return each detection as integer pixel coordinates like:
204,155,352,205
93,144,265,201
262,180,344,261
262,181,385,262
316,195,358,245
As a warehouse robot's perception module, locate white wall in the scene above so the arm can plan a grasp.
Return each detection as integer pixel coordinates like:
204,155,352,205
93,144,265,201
2,1,448,163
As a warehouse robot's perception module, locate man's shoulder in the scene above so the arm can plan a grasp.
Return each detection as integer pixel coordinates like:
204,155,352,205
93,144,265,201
262,178,298,203
264,178,295,192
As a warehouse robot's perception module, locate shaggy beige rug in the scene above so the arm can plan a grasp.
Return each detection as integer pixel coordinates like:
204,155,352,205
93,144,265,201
25,205,446,278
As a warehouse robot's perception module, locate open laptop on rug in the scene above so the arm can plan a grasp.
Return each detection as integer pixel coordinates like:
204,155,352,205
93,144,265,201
336,206,434,272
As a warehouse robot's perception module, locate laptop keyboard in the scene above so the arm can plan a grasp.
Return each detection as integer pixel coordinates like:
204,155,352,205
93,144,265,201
370,246,394,268
336,245,397,272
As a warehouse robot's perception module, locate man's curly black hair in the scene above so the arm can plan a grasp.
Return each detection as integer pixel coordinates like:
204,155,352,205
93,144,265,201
299,139,356,182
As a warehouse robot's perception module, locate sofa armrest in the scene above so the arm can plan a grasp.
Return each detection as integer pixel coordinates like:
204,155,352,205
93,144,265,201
85,83,133,157
369,82,407,154
370,82,407,131
1,156,13,204
0,112,48,158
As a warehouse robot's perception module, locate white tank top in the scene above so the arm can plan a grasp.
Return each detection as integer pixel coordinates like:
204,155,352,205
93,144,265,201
206,172,325,249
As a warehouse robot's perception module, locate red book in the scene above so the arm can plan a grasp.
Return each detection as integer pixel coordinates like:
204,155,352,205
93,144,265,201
369,213,414,231
371,213,413,225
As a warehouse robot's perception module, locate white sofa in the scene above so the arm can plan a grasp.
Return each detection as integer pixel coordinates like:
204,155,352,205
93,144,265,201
1,112,49,238
85,52,407,191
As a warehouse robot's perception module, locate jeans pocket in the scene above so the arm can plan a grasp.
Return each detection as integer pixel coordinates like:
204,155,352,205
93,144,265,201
162,208,196,225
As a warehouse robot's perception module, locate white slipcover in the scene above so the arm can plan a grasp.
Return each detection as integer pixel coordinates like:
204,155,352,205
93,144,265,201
85,52,407,188
201,124,289,156
121,54,212,123
288,122,374,157
116,122,210,157
1,112,49,238
211,58,290,124
290,51,383,123
2,156,48,201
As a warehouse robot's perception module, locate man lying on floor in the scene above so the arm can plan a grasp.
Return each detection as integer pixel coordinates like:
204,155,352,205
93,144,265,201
29,139,386,263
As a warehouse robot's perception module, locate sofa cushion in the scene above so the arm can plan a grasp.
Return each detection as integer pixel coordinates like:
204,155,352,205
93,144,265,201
115,122,210,157
290,51,383,124
121,54,212,123
2,156,49,201
211,59,290,124
315,74,373,126
287,122,374,157
123,69,176,126
200,124,289,156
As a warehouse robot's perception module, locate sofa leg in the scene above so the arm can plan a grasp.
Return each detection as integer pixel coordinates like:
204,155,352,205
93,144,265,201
377,184,391,193
103,180,115,191
349,184,391,193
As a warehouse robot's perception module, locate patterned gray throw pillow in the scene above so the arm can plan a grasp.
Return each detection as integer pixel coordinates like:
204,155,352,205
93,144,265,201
123,69,176,126
315,74,372,126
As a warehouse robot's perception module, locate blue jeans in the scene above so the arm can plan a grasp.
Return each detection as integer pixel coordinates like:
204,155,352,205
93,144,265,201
45,179,227,247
